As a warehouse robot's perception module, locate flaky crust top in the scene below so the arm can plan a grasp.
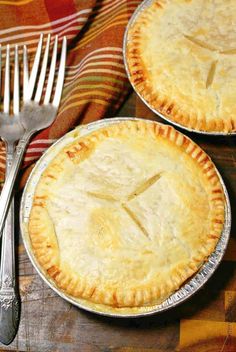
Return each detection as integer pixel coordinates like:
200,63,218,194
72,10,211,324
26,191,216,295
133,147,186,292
28,120,225,308
126,0,236,133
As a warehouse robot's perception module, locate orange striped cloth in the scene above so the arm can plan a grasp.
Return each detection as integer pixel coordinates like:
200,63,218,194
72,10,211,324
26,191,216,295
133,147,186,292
0,0,141,185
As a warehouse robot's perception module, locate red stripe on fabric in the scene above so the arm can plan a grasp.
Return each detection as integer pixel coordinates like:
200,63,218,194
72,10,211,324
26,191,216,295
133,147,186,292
26,128,50,155
44,0,77,24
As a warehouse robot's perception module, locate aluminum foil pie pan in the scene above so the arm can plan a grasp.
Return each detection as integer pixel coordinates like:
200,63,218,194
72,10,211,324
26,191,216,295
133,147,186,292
20,117,231,318
123,0,236,136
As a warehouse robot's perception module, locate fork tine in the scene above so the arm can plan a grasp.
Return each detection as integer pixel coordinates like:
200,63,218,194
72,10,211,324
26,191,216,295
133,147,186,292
23,45,29,102
3,44,10,114
13,45,19,115
25,33,43,101
44,35,58,105
52,36,67,108
34,34,51,103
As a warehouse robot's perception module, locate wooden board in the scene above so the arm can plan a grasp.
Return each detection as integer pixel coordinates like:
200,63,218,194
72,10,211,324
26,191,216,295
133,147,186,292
1,92,236,352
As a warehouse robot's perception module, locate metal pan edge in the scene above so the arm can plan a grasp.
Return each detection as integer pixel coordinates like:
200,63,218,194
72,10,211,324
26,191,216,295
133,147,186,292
20,117,231,318
123,0,236,136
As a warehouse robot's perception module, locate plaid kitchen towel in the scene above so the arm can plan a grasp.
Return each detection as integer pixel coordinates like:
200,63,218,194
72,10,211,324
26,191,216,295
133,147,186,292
0,0,141,186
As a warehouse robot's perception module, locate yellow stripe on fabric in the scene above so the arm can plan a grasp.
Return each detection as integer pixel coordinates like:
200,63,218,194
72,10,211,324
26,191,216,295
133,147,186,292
91,0,132,23
73,83,122,94
97,0,121,5
90,1,138,28
73,11,130,48
0,0,33,5
73,20,129,50
64,76,126,94
60,90,117,111
66,75,126,86
76,60,125,71
76,2,139,44
65,47,123,73
0,34,76,56
0,10,91,37
66,61,125,84
61,84,122,105
92,0,140,25
0,25,84,44
59,99,110,116
66,54,124,76
61,90,117,105
71,68,127,78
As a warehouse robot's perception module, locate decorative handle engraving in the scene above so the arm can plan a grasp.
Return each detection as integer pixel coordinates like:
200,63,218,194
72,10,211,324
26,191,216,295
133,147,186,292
0,289,20,344
0,292,18,311
0,278,20,344
1,276,13,290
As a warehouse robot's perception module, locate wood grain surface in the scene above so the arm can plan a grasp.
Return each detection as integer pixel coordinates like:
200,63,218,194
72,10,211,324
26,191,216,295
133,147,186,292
1,92,236,352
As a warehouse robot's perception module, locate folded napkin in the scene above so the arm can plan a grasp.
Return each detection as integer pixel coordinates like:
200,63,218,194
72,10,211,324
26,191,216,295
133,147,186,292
0,0,141,187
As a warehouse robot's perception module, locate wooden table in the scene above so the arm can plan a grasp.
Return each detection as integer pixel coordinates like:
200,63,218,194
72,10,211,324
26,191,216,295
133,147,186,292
1,92,236,352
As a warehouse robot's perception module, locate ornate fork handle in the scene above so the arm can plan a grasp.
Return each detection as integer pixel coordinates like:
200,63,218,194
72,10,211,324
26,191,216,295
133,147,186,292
0,144,20,344
0,132,31,237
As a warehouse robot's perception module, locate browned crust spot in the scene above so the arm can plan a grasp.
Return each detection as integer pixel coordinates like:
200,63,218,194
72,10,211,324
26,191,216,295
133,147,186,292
195,150,203,160
65,141,94,164
45,174,56,179
33,202,45,207
35,196,47,200
208,174,218,181
166,104,174,115
154,1,163,9
212,189,223,194
89,287,96,298
47,265,60,277
203,165,214,174
212,197,224,201
199,156,210,165
214,219,224,224
112,292,118,306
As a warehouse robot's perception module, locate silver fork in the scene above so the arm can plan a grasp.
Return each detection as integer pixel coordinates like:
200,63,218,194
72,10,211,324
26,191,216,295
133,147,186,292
0,44,24,344
0,34,67,237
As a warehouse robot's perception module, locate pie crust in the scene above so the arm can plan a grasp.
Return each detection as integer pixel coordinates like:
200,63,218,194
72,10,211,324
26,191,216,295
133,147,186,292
28,120,225,308
126,0,236,133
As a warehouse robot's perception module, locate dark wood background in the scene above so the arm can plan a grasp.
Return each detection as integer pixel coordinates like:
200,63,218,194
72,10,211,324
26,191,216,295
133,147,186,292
1,92,236,352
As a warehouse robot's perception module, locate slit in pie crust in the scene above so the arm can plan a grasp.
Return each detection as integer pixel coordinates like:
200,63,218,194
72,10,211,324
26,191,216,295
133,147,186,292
28,120,225,308
126,0,236,133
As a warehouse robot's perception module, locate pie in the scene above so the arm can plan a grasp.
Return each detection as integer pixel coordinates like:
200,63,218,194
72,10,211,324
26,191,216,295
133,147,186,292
28,120,225,308
126,0,236,133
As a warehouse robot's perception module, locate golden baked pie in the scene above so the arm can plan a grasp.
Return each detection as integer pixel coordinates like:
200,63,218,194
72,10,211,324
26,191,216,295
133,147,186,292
28,120,225,308
126,0,236,133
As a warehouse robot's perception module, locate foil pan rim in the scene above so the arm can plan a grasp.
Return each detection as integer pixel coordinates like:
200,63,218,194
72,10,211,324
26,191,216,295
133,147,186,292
20,117,231,318
123,0,236,136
